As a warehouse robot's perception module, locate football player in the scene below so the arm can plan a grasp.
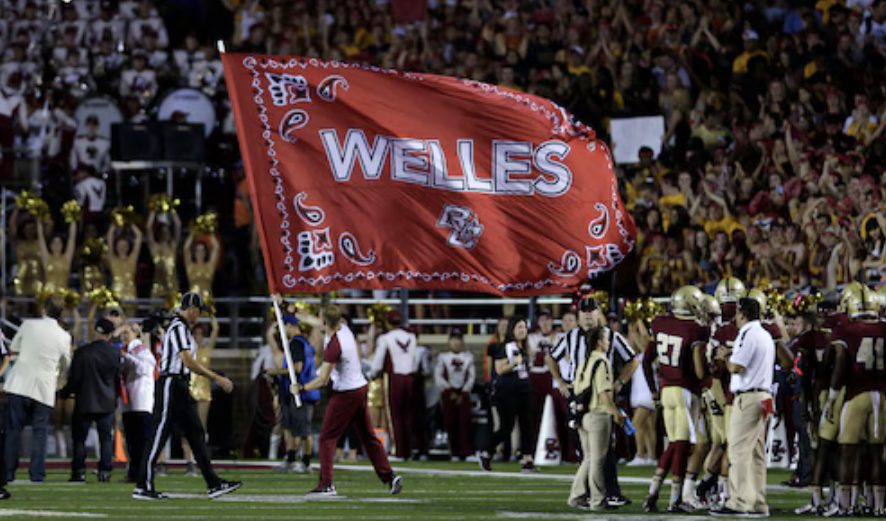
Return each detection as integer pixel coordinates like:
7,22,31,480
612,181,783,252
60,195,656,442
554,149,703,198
823,285,886,517
695,278,746,508
642,286,710,513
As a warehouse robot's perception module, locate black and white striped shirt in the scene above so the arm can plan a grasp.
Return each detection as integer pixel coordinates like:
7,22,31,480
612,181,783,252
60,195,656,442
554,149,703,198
159,316,195,376
551,326,635,383
0,331,8,358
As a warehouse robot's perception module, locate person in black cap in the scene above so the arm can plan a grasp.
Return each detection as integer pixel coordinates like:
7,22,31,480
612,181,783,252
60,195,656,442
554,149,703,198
133,292,241,500
59,318,122,483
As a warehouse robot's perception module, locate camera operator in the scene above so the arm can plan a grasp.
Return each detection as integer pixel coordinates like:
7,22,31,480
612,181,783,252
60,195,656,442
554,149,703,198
567,327,626,511
59,318,122,483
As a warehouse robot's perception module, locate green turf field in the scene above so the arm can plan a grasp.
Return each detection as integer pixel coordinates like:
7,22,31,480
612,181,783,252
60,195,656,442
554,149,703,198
0,462,822,519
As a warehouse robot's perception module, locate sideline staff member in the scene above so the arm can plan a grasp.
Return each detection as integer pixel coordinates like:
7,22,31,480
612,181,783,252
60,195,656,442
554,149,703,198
712,298,774,517
134,293,241,500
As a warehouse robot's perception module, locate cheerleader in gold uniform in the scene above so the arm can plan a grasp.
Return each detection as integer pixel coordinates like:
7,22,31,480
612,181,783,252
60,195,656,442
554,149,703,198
9,210,43,301
108,224,143,316
147,211,181,300
182,315,218,476
184,231,220,303
37,220,77,294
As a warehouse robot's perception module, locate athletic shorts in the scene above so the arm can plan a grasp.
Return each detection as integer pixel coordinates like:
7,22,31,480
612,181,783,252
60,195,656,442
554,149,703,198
838,390,885,445
818,388,846,442
662,386,702,443
281,401,314,437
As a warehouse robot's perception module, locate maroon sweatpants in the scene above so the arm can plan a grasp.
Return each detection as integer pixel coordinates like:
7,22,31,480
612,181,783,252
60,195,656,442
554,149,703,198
441,389,472,457
389,374,414,459
318,385,393,488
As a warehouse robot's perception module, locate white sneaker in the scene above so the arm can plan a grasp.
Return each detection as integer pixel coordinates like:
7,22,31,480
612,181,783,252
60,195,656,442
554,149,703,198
795,503,820,515
822,503,844,518
626,457,646,467
292,462,308,474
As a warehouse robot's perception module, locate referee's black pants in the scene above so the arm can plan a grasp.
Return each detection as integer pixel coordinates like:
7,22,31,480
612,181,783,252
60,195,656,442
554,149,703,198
137,376,221,491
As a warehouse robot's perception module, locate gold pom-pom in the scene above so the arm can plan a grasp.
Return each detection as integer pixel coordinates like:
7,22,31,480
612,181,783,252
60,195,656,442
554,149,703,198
62,289,81,309
16,191,51,222
148,194,180,214
61,200,82,223
202,295,217,316
195,213,217,235
623,297,664,325
87,287,120,309
165,292,183,314
763,288,791,317
81,238,108,265
367,303,392,326
110,206,137,228
589,290,610,314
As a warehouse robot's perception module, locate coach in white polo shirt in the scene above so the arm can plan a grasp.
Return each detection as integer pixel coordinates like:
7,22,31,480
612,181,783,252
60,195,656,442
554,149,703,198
712,297,775,518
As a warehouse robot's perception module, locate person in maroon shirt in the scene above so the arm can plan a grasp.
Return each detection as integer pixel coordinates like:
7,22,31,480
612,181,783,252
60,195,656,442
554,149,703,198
642,286,709,513
696,278,745,508
824,286,886,516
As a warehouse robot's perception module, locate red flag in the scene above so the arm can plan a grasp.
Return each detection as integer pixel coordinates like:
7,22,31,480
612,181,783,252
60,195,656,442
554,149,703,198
222,55,635,296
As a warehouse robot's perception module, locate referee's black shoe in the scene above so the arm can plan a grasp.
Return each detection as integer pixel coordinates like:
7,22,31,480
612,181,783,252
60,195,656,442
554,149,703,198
208,480,243,499
711,506,750,517
132,488,169,501
0,488,10,500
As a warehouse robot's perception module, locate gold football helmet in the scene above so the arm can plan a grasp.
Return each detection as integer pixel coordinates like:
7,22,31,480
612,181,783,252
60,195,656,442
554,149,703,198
672,285,704,317
746,288,768,316
846,284,879,318
715,278,747,304
700,294,722,325
840,281,866,313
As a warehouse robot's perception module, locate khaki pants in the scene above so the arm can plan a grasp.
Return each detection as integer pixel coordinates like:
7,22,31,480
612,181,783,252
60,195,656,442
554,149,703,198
568,412,611,509
726,392,770,514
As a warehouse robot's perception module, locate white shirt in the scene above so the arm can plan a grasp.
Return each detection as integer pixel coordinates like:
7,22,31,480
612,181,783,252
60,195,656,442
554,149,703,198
527,330,562,373
122,338,156,413
435,350,475,392
74,176,107,212
371,328,417,376
326,324,367,392
729,320,775,394
251,343,275,380
71,136,111,174
6,317,72,407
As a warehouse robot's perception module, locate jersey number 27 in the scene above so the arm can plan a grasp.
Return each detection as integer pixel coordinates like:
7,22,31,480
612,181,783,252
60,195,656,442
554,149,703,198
656,333,684,367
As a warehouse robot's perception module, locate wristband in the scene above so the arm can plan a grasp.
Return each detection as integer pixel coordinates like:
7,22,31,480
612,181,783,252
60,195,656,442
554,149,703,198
828,389,839,401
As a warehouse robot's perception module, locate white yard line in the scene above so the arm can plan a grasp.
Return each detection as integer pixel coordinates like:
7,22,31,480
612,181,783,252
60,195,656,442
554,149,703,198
0,510,106,518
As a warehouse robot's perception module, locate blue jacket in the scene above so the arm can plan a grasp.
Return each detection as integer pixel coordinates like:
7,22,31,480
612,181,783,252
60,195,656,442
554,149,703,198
280,335,320,403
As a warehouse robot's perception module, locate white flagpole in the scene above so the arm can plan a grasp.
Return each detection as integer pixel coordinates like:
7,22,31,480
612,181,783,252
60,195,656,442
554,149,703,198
273,298,302,408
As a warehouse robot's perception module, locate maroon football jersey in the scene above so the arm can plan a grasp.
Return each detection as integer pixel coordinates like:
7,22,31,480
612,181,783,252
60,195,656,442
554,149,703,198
713,321,739,404
821,313,847,335
789,328,829,392
833,319,886,400
647,315,709,393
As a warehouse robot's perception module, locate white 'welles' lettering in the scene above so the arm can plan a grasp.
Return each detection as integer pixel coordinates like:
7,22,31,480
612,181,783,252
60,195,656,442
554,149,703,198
318,131,573,197
319,129,389,182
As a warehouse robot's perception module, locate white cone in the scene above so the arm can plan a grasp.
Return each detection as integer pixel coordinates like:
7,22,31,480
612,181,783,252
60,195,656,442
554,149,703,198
533,395,561,466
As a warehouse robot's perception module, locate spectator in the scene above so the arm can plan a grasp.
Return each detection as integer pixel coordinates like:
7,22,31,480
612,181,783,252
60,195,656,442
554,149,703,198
434,328,475,460
70,115,110,174
4,298,71,483
59,318,121,483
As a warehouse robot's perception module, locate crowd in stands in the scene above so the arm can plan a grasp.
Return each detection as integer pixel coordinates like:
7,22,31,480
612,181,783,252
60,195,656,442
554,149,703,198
3,0,886,301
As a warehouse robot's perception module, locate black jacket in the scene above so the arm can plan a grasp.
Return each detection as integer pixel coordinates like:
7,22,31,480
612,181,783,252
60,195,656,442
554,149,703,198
60,339,121,414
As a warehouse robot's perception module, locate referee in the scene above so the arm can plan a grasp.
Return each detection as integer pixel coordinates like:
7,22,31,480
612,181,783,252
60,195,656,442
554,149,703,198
133,293,242,501
548,297,638,507
712,297,774,517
